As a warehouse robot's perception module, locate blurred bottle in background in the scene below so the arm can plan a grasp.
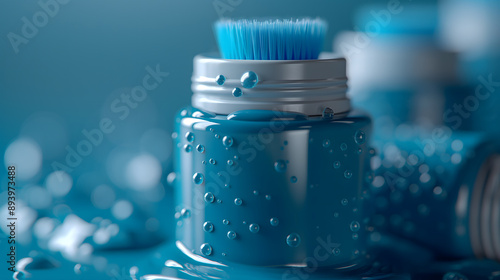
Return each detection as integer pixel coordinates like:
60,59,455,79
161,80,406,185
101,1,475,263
334,3,500,268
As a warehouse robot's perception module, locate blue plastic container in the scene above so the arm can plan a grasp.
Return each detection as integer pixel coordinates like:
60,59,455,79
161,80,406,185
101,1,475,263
173,53,373,267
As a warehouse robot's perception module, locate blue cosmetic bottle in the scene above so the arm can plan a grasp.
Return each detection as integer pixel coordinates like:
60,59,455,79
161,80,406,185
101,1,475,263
173,53,373,267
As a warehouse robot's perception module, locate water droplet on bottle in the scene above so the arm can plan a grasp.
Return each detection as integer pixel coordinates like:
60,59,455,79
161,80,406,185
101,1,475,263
286,233,301,247
214,134,220,139
204,192,215,203
209,158,216,165
232,87,242,97
340,143,348,151
200,243,213,256
234,198,242,206
350,221,360,232
352,233,359,240
322,139,331,148
274,160,287,173
253,190,259,195
322,107,334,119
240,71,258,88
227,231,237,240
181,208,191,218
357,148,363,154
333,161,341,169
193,173,204,185
223,219,230,225
184,144,193,153
227,160,234,166
224,184,230,188
341,198,349,206
249,223,260,233
185,132,195,142
203,221,214,232
270,217,279,226
215,74,226,85
344,170,353,179
333,248,341,255
353,250,360,256
265,195,272,200
196,144,205,153
222,136,234,147
354,130,366,145
290,176,298,183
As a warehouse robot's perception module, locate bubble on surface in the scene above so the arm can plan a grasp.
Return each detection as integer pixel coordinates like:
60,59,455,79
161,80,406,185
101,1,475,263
200,243,213,256
222,136,234,147
193,173,204,185
227,160,234,166
270,217,279,226
322,139,331,148
344,170,353,179
240,71,258,88
234,198,242,206
196,144,205,153
204,192,215,203
265,195,272,200
340,143,348,151
290,176,298,183
274,160,287,173
112,200,133,220
185,132,195,142
227,231,237,240
45,171,73,197
203,222,214,233
286,233,301,247
223,219,230,225
354,130,366,145
322,107,334,119
215,74,226,85
350,221,360,232
125,154,162,190
209,158,216,165
232,87,242,97
249,223,260,233
184,144,192,153
333,161,341,169
341,198,349,206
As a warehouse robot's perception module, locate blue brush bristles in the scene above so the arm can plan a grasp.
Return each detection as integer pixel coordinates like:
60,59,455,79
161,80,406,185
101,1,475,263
214,18,327,60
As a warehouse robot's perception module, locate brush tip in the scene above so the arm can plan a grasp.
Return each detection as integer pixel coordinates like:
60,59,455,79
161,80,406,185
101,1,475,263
214,18,328,60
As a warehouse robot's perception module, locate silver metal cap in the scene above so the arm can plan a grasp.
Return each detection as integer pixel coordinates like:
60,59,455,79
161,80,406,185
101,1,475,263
191,53,350,116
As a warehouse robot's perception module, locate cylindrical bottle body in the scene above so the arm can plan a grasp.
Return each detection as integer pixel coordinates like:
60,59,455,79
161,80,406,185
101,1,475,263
174,106,372,267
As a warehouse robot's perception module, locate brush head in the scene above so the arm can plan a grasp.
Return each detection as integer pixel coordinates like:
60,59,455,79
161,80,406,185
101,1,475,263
214,18,327,60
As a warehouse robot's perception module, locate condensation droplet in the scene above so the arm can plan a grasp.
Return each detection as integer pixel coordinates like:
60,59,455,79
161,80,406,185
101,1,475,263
322,107,334,119
215,74,226,85
274,160,287,173
196,144,205,153
286,233,301,247
232,87,242,97
227,231,237,240
222,136,234,147
204,192,215,203
249,223,260,233
234,198,242,206
193,173,204,185
185,132,195,142
354,130,366,145
200,243,213,256
270,217,279,226
203,221,214,233
240,71,258,89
